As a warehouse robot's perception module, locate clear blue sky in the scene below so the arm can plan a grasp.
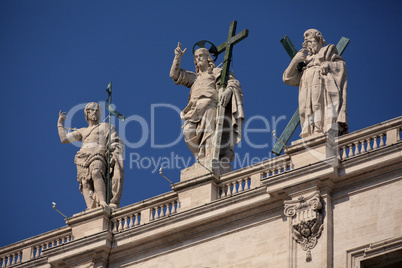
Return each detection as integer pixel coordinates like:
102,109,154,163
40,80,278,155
1,0,401,247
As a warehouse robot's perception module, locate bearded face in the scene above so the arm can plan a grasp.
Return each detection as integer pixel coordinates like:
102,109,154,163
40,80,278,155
304,40,321,56
84,103,101,123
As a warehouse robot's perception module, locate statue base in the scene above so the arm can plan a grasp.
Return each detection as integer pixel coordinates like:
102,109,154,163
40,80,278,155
180,159,232,182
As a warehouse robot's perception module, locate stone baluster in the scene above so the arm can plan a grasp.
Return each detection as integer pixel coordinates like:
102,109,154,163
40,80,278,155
348,144,354,157
1,256,7,267
34,246,40,258
118,218,123,232
361,140,366,153
2,255,8,267
114,219,120,232
225,183,230,196
373,135,379,149
237,179,243,192
11,253,16,266
9,253,14,266
353,141,359,155
122,216,127,231
367,137,373,151
245,177,250,190
129,214,134,228
136,212,141,226
231,182,236,194
153,206,158,220
341,145,347,160
379,133,385,147
16,252,21,264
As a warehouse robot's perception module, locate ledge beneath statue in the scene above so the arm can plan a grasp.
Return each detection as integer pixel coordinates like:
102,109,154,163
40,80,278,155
180,159,232,182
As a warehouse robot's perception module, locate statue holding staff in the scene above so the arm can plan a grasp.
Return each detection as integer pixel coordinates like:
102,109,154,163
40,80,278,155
57,102,124,209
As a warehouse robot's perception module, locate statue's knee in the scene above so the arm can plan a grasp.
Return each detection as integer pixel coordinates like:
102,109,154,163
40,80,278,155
91,168,103,180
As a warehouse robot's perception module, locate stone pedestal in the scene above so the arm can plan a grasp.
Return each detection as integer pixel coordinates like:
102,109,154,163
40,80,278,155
66,206,111,240
174,167,220,212
285,133,338,169
180,160,231,182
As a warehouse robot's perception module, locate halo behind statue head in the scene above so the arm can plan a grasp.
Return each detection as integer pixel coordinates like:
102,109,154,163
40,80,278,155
192,40,218,62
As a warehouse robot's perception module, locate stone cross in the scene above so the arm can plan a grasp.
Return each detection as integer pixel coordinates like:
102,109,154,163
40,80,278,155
212,20,248,173
271,35,350,155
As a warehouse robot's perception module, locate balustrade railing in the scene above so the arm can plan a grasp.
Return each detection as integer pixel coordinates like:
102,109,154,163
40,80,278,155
0,227,72,267
0,251,22,268
218,177,251,198
112,212,141,233
2,117,401,267
218,154,292,199
338,117,402,160
111,192,179,233
149,199,178,221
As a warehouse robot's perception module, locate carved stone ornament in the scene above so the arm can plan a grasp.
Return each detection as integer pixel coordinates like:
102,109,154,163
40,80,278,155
284,191,324,262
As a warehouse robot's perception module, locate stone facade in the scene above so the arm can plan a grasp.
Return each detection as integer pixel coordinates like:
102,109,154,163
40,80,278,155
1,116,402,267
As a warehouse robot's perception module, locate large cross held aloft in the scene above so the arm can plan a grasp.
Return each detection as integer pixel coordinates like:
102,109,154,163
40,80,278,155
212,20,248,173
271,35,350,156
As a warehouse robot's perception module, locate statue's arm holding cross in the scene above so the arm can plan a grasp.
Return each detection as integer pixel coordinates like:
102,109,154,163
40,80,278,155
272,35,350,155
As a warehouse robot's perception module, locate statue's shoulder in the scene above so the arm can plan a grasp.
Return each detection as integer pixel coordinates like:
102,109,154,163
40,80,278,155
212,67,222,74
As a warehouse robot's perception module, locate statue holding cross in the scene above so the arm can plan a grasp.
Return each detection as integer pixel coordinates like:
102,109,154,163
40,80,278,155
169,21,247,174
283,29,348,139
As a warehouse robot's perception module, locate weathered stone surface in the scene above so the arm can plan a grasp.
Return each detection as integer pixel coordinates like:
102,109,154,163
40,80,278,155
58,102,124,210
169,43,244,171
283,29,348,138
2,116,402,268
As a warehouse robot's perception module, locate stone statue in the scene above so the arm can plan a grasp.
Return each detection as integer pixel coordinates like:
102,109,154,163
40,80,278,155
57,102,124,210
169,42,244,169
283,29,348,138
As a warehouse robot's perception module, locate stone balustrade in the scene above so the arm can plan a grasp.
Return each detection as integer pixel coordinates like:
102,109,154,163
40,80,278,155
111,191,179,233
0,251,22,268
2,116,401,267
149,199,179,221
0,227,72,267
218,176,251,198
338,116,402,160
217,154,292,199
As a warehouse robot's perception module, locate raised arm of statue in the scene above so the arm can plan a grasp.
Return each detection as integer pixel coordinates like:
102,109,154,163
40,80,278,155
283,48,308,87
57,110,82,144
169,42,187,81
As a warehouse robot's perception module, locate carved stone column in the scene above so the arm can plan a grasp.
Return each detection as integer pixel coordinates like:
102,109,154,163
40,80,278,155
284,190,324,263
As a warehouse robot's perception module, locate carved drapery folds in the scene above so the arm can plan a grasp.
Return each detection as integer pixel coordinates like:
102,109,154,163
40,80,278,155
284,191,324,262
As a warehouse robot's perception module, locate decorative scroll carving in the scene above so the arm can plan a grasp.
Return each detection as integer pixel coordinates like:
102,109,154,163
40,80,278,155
284,191,324,262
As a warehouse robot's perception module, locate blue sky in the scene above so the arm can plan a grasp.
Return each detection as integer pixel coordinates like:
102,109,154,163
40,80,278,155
1,0,401,247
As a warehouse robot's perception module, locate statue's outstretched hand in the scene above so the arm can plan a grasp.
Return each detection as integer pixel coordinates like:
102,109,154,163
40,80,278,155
58,110,66,126
174,42,187,58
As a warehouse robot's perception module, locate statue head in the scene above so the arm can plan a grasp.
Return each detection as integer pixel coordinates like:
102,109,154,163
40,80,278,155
302,29,326,55
194,48,216,73
84,102,101,123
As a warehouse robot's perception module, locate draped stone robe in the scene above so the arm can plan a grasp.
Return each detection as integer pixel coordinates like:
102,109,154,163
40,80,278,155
283,44,348,137
174,67,244,162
